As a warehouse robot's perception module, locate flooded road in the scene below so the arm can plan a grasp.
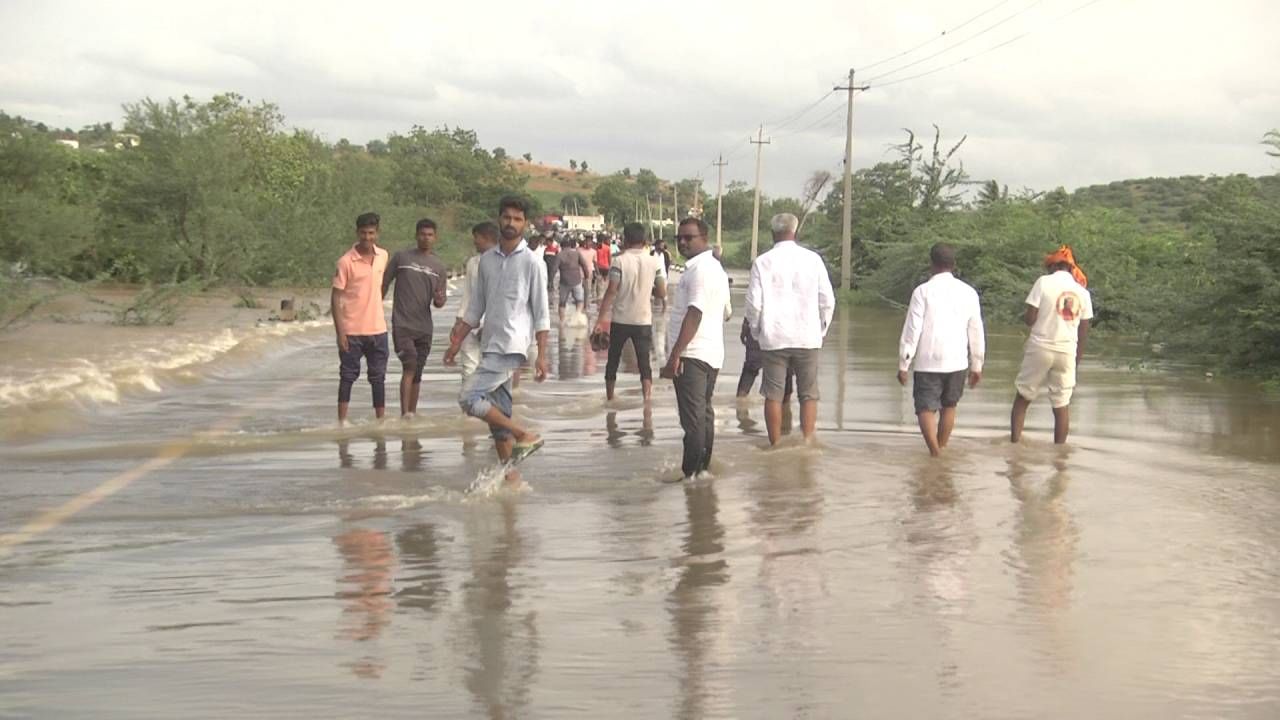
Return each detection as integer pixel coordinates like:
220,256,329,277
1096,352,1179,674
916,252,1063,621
2,279,1279,719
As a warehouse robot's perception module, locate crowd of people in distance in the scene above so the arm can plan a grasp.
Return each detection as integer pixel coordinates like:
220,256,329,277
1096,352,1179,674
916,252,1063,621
329,195,1094,484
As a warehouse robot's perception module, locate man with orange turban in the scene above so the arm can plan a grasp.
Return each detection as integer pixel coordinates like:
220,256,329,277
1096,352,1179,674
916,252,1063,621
1010,246,1094,445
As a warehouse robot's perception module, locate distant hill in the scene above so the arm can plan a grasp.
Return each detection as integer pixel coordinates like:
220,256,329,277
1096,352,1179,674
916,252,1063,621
1070,174,1280,228
510,158,604,213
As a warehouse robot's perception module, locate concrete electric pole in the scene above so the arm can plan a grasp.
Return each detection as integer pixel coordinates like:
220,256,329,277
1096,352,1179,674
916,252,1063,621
749,125,771,262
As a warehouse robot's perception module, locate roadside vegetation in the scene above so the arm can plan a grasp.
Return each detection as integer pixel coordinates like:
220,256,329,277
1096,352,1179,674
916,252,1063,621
1,95,1277,380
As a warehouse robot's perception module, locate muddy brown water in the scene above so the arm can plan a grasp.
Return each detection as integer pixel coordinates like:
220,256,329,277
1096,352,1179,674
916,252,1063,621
2,277,1278,719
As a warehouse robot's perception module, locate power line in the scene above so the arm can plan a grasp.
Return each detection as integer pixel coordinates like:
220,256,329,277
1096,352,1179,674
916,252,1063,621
858,0,1014,72
865,0,1051,84
870,0,1110,90
767,89,838,131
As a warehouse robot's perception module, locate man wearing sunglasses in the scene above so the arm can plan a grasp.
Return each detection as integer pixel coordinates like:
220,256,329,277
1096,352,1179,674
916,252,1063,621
660,218,732,481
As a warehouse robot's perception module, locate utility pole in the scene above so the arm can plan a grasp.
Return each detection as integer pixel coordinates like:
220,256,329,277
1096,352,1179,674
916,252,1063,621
713,154,727,250
673,184,679,227
749,125,771,262
835,68,869,291
657,192,664,240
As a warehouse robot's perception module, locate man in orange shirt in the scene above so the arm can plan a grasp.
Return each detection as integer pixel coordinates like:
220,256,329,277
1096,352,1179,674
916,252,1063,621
331,212,390,425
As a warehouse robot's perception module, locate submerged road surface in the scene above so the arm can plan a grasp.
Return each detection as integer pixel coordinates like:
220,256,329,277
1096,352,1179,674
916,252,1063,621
2,282,1278,719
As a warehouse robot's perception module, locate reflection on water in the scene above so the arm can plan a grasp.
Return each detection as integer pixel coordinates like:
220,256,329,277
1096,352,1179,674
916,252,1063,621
749,451,826,627
605,407,655,448
457,500,540,719
394,523,448,614
1006,451,1079,669
401,437,424,473
4,285,1280,719
668,483,730,720
333,526,396,679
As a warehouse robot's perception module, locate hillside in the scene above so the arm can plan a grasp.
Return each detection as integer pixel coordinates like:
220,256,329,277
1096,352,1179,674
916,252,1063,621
511,159,605,213
1071,174,1280,228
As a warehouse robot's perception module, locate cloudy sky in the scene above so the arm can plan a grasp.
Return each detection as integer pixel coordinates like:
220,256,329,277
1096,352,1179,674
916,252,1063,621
2,0,1277,197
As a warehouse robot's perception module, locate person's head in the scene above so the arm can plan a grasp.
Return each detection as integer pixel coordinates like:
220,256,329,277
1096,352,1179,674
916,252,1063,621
929,243,956,273
622,222,646,248
415,218,437,251
770,213,799,242
596,232,609,246
675,217,711,259
355,212,380,249
471,221,499,253
562,236,576,249
497,195,531,242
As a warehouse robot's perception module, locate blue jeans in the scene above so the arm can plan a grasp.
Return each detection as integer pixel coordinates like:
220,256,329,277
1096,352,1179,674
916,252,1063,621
458,352,524,440
338,333,389,407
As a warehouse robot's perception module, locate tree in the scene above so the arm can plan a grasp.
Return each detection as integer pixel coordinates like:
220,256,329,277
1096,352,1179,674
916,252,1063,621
560,192,589,214
621,167,631,178
522,152,532,162
366,139,389,155
493,146,507,161
906,125,968,218
1264,129,1280,159
569,159,577,171
635,168,660,200
591,173,636,225
977,179,1007,206
797,170,832,231
580,160,589,173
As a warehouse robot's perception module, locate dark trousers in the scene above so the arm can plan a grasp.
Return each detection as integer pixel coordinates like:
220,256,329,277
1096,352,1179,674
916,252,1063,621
673,357,718,477
605,323,653,382
338,333,389,407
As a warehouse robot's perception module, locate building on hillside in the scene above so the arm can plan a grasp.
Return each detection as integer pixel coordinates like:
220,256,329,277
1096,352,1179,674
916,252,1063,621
562,214,606,232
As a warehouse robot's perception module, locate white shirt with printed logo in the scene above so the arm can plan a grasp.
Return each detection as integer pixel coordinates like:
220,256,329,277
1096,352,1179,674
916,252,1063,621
1025,270,1093,354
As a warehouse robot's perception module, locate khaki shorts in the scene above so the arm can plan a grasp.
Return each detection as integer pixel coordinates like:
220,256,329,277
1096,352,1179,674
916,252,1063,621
762,347,820,402
1015,345,1076,408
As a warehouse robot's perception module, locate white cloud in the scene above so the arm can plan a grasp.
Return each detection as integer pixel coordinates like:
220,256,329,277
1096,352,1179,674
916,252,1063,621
1,0,1277,196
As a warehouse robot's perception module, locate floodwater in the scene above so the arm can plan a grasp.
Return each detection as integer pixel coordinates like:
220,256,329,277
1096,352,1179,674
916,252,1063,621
2,275,1278,719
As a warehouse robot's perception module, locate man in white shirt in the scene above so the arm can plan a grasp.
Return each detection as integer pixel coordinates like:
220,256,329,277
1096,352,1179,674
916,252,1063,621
660,217,732,480
1011,246,1093,445
896,244,986,456
593,222,667,401
744,213,836,446
452,221,499,381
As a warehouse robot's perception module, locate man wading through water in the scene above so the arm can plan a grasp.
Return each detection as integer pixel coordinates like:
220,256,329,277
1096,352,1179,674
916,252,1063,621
661,218,731,481
593,222,667,401
332,212,390,425
382,218,447,418
443,197,549,480
1010,246,1093,445
896,243,986,456
744,213,835,446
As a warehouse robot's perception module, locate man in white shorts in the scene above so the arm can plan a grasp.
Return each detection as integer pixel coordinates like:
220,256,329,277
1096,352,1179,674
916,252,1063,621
1010,246,1093,445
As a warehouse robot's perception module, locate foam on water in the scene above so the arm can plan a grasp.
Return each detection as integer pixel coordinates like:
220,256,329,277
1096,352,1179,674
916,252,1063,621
0,319,327,412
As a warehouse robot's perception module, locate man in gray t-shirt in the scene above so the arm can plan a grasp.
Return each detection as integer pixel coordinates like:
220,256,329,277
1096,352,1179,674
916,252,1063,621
556,237,593,321
381,218,448,417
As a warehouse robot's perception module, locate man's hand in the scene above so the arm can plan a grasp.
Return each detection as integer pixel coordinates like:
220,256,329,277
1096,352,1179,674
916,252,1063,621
336,333,349,353
660,358,682,380
968,370,982,388
896,370,909,386
592,317,610,337
535,354,549,382
442,344,459,367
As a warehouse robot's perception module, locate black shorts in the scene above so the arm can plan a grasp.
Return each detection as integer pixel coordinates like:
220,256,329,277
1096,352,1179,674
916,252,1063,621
913,370,966,413
393,328,432,383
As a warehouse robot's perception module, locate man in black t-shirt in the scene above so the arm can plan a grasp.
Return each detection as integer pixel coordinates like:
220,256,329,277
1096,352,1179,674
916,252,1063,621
382,218,448,417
